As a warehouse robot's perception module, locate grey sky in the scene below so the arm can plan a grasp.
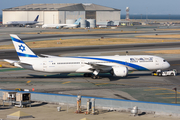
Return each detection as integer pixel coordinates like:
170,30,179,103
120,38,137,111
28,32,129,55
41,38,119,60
0,0,180,15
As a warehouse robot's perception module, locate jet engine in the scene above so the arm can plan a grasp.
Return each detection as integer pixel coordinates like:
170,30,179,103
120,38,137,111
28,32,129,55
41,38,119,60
111,66,128,77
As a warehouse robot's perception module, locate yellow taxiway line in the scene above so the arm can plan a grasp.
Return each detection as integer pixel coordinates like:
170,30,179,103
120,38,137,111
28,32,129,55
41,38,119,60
144,87,180,94
62,81,71,84
162,97,180,99
155,93,178,95
95,83,109,86
26,81,31,83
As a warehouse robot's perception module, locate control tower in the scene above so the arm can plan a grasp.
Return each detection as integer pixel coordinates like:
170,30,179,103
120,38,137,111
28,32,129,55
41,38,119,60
126,7,130,20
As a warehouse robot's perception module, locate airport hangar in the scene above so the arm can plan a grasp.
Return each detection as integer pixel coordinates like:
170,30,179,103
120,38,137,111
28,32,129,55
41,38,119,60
2,3,121,25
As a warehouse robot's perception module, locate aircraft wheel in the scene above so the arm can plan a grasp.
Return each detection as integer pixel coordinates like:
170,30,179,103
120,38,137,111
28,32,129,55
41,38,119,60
91,75,97,79
96,76,101,79
158,72,162,76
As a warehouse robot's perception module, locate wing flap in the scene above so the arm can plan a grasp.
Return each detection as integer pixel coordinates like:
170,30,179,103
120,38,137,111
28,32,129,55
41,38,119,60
85,62,112,69
40,54,59,58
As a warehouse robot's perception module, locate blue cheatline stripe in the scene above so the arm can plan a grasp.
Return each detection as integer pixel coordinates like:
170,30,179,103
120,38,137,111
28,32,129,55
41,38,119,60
70,56,149,71
17,52,38,58
11,36,24,43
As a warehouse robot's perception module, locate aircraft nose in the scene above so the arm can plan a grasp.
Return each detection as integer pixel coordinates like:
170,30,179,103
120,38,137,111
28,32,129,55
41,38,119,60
165,62,170,69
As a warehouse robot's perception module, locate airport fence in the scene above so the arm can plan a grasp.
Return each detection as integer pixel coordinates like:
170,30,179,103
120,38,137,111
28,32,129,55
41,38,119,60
0,89,180,115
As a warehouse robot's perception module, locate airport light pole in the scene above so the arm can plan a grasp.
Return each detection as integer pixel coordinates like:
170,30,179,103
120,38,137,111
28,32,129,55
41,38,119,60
173,88,177,104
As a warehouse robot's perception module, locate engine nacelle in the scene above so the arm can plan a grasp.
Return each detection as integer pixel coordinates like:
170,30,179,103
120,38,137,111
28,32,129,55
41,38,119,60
111,66,128,77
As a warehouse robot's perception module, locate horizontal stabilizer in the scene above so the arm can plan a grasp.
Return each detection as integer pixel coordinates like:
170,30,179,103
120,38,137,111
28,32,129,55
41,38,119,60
4,59,18,64
18,61,32,66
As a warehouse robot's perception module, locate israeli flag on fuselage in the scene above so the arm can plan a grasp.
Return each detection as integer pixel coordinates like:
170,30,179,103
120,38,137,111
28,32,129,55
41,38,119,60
10,34,38,60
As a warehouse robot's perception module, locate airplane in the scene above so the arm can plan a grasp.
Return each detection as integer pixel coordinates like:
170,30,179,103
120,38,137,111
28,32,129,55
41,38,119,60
42,18,81,28
4,34,170,79
6,15,39,27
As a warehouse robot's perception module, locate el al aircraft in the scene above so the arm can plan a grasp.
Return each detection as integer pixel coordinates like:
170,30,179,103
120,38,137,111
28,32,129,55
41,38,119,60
4,34,170,79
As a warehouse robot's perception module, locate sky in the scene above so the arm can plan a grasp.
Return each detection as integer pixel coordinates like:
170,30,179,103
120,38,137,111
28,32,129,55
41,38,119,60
1,0,180,15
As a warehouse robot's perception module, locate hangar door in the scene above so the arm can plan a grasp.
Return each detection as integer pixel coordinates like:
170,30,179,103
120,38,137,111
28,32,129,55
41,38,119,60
85,11,96,19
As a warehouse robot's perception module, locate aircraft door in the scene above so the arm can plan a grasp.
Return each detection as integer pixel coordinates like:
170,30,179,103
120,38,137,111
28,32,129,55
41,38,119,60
43,61,47,71
81,60,85,67
155,58,159,66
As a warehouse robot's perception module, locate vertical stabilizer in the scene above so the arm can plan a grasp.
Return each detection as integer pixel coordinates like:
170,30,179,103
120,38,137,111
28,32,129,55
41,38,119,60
10,34,38,60
74,18,81,25
34,15,39,21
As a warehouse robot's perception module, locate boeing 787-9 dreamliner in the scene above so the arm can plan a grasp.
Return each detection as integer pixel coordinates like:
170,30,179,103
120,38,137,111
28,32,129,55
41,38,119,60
4,34,170,79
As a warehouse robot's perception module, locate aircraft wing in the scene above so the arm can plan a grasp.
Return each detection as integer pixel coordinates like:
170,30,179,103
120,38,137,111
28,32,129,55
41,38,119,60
85,62,112,69
4,59,18,65
40,54,60,58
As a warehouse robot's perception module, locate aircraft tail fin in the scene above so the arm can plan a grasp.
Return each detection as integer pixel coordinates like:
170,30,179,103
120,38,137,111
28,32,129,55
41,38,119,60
10,34,38,61
34,15,39,21
74,18,81,25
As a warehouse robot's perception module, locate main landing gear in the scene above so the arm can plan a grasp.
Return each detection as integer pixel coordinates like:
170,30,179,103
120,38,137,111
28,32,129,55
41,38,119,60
91,74,101,79
83,73,101,79
84,73,92,77
84,69,101,79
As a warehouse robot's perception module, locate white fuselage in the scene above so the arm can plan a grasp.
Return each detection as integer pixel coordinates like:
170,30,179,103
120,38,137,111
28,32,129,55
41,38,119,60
6,21,38,25
42,24,77,28
19,55,170,73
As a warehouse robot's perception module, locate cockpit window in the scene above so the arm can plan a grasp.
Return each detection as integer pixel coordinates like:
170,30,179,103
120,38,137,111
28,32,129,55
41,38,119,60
163,60,166,62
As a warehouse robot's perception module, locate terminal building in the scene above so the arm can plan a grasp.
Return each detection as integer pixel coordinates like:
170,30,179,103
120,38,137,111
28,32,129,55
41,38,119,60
2,3,121,26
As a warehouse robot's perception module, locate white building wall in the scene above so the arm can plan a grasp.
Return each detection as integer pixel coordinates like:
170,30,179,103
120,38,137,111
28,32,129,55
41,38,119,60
43,11,59,24
3,11,44,24
3,11,27,24
65,11,85,23
26,11,43,24
96,11,120,22
58,11,65,24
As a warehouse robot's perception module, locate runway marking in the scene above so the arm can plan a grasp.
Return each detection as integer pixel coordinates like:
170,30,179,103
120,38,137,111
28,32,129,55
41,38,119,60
95,83,109,86
162,97,180,99
62,81,71,84
172,64,180,66
144,88,170,91
145,87,180,94
171,102,180,103
26,81,31,83
155,93,178,95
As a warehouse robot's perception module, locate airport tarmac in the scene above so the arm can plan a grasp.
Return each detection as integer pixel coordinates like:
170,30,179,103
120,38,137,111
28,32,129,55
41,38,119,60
0,56,179,104
0,26,180,105
1,26,180,45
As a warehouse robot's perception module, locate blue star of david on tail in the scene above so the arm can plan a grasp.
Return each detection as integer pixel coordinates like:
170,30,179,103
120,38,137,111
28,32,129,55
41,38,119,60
19,44,26,52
